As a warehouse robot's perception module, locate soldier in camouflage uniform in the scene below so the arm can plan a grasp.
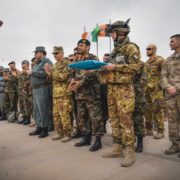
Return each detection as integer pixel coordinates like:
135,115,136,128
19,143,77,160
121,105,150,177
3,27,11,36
144,44,165,139
3,61,19,123
47,46,73,142
133,61,147,153
69,39,104,152
0,66,6,120
17,60,32,125
100,19,140,167
161,34,180,156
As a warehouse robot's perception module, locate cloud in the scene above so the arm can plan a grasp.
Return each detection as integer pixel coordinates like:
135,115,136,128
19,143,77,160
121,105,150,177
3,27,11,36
0,0,179,68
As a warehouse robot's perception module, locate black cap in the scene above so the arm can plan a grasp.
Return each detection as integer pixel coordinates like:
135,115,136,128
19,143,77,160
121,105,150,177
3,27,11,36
77,39,91,46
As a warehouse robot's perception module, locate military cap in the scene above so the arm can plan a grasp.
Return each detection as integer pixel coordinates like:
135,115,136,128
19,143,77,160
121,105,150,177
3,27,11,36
22,60,29,65
77,39,91,46
52,46,64,54
8,61,15,65
33,46,46,53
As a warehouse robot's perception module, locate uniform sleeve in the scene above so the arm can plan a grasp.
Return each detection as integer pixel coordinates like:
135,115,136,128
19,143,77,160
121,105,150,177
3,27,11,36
161,61,171,90
114,44,140,74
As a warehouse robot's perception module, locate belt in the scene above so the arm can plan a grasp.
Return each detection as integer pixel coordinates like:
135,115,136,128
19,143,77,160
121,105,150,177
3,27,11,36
32,83,50,89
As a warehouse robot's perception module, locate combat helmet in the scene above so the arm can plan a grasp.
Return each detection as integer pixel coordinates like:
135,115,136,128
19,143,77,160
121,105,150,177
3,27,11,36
108,18,131,34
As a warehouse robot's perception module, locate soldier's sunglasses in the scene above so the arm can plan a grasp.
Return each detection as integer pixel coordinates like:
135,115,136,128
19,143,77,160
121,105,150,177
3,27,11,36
53,52,59,55
146,48,153,51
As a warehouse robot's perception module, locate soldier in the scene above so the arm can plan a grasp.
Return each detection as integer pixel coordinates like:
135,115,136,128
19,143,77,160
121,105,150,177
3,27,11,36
133,61,147,153
144,44,165,139
17,60,32,125
71,47,82,138
4,61,19,123
28,46,52,138
69,39,104,151
1,68,10,120
161,34,180,156
100,19,140,167
0,66,6,120
28,57,37,128
46,46,72,142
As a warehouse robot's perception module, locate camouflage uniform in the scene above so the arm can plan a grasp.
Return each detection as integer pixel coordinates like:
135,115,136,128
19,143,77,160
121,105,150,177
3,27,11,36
133,61,147,137
161,53,180,144
74,54,104,136
99,37,140,149
144,55,165,133
52,59,72,137
4,70,19,119
18,72,32,119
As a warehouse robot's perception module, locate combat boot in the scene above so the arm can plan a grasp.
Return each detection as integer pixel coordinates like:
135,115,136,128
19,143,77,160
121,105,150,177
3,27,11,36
39,127,49,138
121,147,135,167
153,132,164,139
74,134,91,147
0,112,7,121
89,136,102,152
52,134,64,140
23,117,31,125
102,144,123,158
71,129,82,139
164,143,180,155
61,136,71,143
135,136,143,153
29,127,41,136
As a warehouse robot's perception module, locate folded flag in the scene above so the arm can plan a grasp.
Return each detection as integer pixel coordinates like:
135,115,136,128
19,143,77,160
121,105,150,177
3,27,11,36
68,60,107,70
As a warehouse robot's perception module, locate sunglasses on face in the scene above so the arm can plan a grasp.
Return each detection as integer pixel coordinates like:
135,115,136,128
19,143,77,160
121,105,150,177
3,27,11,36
146,48,153,51
53,52,59,55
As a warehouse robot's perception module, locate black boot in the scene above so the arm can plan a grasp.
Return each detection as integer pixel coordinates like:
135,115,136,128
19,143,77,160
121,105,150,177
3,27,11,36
23,117,31,125
18,116,26,124
0,112,7,121
135,135,143,153
71,128,82,139
89,136,102,152
74,134,91,147
29,127,41,136
39,127,49,138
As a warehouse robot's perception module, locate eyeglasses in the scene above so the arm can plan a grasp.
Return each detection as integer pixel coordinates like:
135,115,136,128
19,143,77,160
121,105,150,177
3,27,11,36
146,48,153,51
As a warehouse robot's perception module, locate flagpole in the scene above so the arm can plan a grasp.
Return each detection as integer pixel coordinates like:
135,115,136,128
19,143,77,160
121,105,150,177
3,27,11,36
96,24,99,57
109,19,112,53
84,26,86,33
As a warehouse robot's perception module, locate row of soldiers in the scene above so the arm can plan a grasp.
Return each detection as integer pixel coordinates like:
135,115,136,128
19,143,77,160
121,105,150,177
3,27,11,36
0,19,179,168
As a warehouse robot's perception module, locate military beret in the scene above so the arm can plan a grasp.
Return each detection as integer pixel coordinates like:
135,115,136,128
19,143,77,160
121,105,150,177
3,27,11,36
8,61,15,65
77,39,91,46
52,46,64,54
22,60,29,65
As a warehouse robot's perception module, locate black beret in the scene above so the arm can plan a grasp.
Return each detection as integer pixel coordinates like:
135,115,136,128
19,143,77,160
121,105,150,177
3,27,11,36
8,61,15,65
77,39,91,46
